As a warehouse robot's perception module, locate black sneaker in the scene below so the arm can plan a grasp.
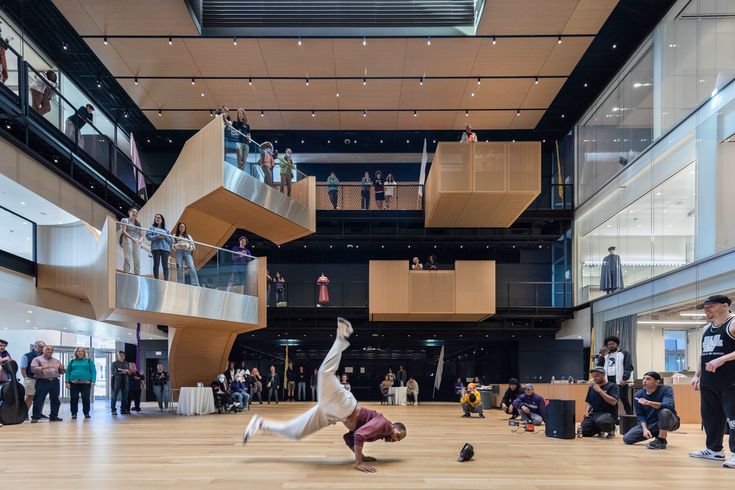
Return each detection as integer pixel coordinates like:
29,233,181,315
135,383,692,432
49,417,63,422
462,413,471,418
121,411,132,415
111,411,118,415
71,415,77,420
479,414,486,419
39,414,49,419
84,414,91,419
606,430,616,439
30,418,39,423
647,438,667,450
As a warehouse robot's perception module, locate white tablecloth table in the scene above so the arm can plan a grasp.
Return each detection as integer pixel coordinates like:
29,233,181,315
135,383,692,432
389,386,407,406
177,387,216,415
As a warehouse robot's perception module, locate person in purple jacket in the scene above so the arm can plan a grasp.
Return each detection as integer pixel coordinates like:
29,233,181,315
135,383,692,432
512,383,546,425
242,317,406,473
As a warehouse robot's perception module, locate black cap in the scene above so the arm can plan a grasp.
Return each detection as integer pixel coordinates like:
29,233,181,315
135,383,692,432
457,443,474,462
509,378,519,385
697,294,732,309
643,371,662,381
589,367,606,374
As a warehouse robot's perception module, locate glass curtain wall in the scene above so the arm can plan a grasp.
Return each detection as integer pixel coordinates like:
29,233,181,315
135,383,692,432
574,0,735,305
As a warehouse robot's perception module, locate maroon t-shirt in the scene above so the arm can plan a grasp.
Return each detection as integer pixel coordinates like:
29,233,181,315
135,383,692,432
343,407,394,451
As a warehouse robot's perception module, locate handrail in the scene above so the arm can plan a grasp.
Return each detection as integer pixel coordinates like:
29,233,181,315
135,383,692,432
227,126,309,180
116,221,257,260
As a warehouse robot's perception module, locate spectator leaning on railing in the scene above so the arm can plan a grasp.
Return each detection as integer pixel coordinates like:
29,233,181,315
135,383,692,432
64,103,94,142
327,171,340,209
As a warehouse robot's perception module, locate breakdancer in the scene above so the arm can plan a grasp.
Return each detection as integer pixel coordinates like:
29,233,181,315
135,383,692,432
243,317,406,472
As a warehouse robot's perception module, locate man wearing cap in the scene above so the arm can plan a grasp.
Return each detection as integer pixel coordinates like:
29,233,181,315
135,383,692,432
624,371,679,449
689,294,735,468
460,383,485,418
512,384,546,425
501,378,522,419
596,335,634,414
578,367,619,438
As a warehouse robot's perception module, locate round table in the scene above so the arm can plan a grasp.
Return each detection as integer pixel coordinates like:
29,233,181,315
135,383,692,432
389,386,407,406
177,387,216,415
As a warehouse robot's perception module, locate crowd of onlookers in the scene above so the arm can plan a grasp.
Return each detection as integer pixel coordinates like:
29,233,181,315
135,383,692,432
118,206,255,292
410,255,438,270
0,340,170,424
325,170,398,210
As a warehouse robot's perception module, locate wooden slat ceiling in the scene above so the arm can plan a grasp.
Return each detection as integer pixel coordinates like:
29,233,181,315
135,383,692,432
53,0,618,131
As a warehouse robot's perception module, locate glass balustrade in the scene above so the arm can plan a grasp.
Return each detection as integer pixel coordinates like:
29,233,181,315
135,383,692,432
115,221,258,295
223,126,307,190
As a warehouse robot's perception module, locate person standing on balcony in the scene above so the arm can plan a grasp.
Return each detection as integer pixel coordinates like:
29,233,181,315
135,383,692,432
460,124,477,142
327,171,340,209
146,214,173,281
360,171,372,210
232,108,251,172
411,257,423,271
374,171,385,209
230,236,252,294
29,70,57,116
274,272,286,306
279,148,294,197
384,174,396,209
260,142,275,187
173,222,199,286
64,103,94,143
120,207,143,275
425,255,438,270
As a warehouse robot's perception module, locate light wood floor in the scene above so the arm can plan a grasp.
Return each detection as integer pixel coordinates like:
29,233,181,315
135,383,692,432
0,401,732,489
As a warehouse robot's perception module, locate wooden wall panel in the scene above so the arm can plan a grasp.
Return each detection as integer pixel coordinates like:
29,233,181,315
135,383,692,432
507,141,542,193
455,261,496,315
409,271,455,313
369,261,409,316
168,327,240,391
472,143,506,192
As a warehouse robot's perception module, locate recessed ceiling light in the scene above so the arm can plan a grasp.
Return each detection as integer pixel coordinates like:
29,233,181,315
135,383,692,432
27,310,32,314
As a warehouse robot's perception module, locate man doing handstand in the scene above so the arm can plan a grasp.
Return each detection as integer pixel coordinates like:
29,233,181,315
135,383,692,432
242,317,407,472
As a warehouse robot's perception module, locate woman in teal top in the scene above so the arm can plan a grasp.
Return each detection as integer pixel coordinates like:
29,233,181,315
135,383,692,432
65,346,97,419
326,171,340,209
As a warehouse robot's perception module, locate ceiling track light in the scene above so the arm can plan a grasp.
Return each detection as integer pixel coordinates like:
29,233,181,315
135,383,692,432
233,36,237,46
534,77,539,84
465,110,469,117
62,42,68,50
209,110,213,117
191,77,196,85
336,92,340,97
103,36,108,45
363,77,367,86
305,76,309,86
427,36,431,46
134,76,139,85
248,77,252,85
363,109,367,117
123,111,128,118
200,92,205,97
516,109,521,116
158,109,162,117
413,110,417,117
311,110,315,117
260,110,264,117
96,77,101,88
419,76,424,86
557,36,562,44
168,36,173,46
492,36,496,45
297,36,302,46
477,77,481,85
362,36,367,46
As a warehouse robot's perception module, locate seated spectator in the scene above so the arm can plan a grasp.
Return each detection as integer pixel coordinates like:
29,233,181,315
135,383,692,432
230,373,251,409
425,255,438,270
223,361,237,385
386,367,395,386
460,383,484,418
379,375,394,405
340,373,351,391
236,361,249,379
624,371,680,450
211,374,238,413
501,378,522,418
454,377,465,397
512,384,545,425
406,377,419,405
472,376,482,386
145,214,173,280
578,367,619,438
411,257,423,270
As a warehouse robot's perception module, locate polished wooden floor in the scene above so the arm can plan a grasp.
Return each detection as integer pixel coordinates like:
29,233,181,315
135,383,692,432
1,401,732,489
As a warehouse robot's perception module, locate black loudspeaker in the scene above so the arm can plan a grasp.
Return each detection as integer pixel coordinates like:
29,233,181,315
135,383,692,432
619,414,638,435
545,399,576,439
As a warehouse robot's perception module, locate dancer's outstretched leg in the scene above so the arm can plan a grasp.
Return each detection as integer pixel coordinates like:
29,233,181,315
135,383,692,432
243,317,356,444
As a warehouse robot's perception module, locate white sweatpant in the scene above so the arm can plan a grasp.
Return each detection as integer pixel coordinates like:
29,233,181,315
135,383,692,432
262,335,357,439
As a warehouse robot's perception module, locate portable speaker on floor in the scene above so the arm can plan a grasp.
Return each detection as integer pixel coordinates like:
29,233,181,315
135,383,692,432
545,399,576,439
620,414,638,435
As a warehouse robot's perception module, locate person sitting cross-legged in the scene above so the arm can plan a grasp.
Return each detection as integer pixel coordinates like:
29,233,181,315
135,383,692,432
623,371,680,450
460,383,484,418
512,384,546,425
578,367,620,438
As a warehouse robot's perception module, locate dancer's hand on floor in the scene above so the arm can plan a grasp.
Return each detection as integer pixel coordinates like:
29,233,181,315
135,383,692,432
355,463,377,473
362,456,377,462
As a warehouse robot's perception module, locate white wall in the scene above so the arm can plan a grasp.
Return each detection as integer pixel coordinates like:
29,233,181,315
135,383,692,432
557,306,591,347
636,323,702,374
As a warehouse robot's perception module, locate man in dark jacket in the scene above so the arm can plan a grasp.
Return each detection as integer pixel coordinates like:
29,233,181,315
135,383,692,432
64,103,94,142
512,384,546,425
501,378,522,418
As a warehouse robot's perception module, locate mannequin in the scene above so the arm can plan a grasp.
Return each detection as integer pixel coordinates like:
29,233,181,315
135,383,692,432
317,273,330,306
600,246,624,294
